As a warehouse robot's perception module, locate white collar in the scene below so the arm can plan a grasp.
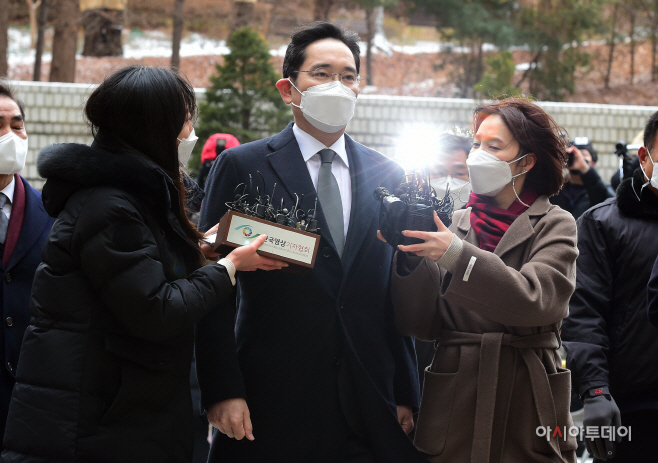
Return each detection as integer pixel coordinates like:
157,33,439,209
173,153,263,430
292,123,349,167
0,176,15,204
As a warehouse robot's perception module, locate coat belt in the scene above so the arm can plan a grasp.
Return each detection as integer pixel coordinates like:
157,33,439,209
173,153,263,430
438,330,567,463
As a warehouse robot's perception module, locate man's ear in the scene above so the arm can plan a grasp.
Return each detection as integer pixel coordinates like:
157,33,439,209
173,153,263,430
276,78,294,104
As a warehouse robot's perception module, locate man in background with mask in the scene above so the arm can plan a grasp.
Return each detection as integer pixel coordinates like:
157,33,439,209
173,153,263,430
562,112,658,462
429,133,471,211
196,22,422,463
549,137,613,219
0,83,54,448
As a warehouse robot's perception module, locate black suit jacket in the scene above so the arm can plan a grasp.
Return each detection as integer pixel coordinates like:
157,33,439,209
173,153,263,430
196,124,423,462
0,177,53,447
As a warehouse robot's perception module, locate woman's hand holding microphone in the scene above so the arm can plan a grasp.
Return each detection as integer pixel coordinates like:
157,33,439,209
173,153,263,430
377,211,454,261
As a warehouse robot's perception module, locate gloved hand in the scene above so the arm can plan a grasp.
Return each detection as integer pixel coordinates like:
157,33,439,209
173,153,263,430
583,392,622,461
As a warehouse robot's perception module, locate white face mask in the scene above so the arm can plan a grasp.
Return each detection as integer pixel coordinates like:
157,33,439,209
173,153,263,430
177,128,198,166
289,79,357,133
0,132,28,175
637,147,658,200
466,148,530,197
430,176,471,210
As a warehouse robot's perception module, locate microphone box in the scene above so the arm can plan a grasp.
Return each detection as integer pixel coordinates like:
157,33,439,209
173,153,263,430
211,210,321,274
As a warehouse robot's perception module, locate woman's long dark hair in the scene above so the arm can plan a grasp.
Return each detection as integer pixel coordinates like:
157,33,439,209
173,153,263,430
84,65,203,243
474,98,569,197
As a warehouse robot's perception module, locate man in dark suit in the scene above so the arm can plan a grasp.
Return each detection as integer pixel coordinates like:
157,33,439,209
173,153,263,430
0,83,54,447
196,22,423,462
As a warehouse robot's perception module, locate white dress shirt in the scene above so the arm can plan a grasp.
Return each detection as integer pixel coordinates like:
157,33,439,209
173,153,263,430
0,176,15,220
292,124,352,237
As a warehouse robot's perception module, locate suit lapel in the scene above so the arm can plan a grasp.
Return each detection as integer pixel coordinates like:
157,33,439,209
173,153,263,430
7,179,50,271
455,208,478,245
493,196,551,258
493,214,535,258
341,136,381,278
266,127,384,275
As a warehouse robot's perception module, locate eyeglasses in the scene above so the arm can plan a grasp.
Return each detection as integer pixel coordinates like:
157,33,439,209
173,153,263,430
292,68,363,86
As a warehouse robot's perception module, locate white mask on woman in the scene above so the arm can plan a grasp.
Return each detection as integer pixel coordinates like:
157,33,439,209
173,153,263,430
177,128,198,166
289,79,357,133
0,132,28,174
430,176,472,210
466,148,530,197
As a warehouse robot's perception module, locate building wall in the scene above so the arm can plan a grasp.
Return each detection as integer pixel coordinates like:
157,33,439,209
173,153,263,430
13,81,657,189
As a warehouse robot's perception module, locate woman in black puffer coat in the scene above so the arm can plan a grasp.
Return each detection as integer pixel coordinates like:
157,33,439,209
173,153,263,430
2,66,285,463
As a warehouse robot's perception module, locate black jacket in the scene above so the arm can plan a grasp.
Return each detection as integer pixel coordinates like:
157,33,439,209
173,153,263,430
549,167,613,219
197,124,423,463
562,168,658,413
2,139,234,463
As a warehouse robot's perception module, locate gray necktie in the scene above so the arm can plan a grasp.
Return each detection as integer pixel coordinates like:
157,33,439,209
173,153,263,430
317,148,344,256
0,194,9,244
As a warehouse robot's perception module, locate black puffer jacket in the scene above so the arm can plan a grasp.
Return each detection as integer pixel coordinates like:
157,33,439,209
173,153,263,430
562,168,658,413
2,139,234,463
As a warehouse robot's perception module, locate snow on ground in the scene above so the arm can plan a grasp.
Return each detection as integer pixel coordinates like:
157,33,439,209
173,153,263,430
7,25,482,66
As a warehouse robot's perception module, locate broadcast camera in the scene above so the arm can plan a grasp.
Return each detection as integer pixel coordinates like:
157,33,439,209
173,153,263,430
375,171,454,249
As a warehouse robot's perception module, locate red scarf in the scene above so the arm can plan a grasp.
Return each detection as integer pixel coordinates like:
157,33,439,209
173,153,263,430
467,189,539,252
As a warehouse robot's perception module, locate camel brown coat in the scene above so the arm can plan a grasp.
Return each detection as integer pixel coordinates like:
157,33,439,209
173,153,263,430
392,196,578,463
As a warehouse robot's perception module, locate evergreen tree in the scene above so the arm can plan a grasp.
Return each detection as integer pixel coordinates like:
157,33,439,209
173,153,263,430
515,0,602,101
190,27,291,173
474,51,522,98
409,0,516,98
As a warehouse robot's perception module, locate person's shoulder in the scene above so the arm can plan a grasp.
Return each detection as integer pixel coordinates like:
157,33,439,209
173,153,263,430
545,202,577,222
578,197,617,223
348,136,390,162
73,185,145,226
223,137,271,156
216,135,278,169
347,135,403,174
19,176,41,198
540,203,578,235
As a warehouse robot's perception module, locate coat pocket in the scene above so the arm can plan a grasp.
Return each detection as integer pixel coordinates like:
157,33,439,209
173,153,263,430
533,368,578,454
413,368,459,456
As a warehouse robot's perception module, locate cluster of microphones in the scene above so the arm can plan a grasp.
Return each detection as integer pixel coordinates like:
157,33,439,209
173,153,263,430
226,172,320,234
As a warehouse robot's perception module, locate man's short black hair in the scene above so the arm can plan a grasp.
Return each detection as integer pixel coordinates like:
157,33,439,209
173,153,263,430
0,81,25,120
645,110,658,153
282,22,361,80
439,133,472,156
573,139,598,163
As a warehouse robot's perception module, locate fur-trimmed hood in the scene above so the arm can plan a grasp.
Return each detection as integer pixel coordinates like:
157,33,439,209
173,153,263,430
616,167,658,220
38,140,179,219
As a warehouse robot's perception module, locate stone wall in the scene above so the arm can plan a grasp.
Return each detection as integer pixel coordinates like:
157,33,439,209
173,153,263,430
12,81,658,189
347,95,657,184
